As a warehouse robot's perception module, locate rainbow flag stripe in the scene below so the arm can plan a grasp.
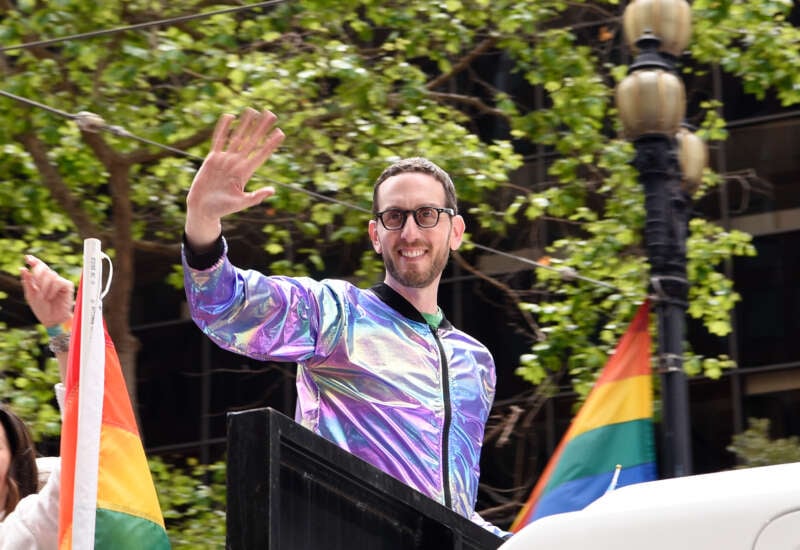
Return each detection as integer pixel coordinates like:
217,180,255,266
511,302,656,530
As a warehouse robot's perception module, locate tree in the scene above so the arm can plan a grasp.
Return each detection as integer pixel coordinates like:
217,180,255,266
728,417,800,468
1,0,799,527
150,456,227,549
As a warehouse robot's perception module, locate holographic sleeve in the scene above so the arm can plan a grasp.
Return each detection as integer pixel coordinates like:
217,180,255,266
182,240,337,363
470,509,512,539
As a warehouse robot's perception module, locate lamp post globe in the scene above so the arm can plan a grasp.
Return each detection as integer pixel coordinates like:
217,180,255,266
616,68,686,139
622,0,692,58
676,127,709,195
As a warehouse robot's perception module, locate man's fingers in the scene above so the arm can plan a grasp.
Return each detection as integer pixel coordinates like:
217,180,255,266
249,110,279,150
21,256,46,295
192,107,283,222
210,114,235,153
257,109,278,130
227,108,259,153
247,128,286,175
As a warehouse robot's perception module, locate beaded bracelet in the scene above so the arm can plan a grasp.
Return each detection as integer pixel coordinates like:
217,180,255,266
46,324,71,354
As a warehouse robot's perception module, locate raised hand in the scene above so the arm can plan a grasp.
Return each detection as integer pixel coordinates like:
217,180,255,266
20,255,75,329
185,108,286,250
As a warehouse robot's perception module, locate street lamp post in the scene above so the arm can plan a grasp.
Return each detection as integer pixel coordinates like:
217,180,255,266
615,0,706,478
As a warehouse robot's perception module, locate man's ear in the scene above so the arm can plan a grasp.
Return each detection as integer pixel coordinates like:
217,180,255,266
449,214,466,251
368,219,382,254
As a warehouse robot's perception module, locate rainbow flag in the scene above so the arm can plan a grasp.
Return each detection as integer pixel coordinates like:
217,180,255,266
58,239,170,549
511,301,656,531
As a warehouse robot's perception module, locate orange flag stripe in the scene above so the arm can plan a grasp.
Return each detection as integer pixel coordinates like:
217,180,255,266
594,303,651,385
58,388,79,549
101,330,140,435
58,275,84,549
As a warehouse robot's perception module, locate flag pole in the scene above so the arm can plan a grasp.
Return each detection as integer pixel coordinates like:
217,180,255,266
72,238,105,549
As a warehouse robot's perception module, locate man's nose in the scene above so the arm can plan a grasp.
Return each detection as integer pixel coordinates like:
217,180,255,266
400,211,421,238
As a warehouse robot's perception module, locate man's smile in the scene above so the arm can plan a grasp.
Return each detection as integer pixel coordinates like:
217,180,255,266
399,248,426,258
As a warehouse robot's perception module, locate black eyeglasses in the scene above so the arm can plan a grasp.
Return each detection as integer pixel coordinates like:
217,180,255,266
375,206,455,230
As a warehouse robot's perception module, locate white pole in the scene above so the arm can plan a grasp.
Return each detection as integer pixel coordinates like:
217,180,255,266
72,238,105,549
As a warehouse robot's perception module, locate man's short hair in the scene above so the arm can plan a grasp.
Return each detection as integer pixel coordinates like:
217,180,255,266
372,157,458,215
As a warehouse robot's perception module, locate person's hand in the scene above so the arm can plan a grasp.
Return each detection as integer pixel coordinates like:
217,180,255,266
185,108,285,251
20,255,75,328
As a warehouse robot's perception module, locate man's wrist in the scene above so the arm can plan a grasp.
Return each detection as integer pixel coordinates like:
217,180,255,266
184,216,222,253
183,232,225,270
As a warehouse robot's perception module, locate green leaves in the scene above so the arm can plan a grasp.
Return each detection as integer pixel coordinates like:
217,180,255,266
692,0,800,105
686,218,755,336
728,417,800,468
150,457,226,548
0,326,62,440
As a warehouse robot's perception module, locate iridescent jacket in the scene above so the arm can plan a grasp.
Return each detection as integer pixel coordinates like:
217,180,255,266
182,238,502,534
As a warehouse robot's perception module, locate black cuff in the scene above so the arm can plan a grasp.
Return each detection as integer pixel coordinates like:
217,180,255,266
182,232,224,270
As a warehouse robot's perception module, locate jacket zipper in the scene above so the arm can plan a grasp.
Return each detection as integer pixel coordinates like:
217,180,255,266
431,326,452,510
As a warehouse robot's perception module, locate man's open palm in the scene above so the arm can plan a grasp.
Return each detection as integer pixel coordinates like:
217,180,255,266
187,108,285,222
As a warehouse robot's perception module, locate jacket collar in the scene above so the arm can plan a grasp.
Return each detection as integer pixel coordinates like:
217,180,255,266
369,283,453,330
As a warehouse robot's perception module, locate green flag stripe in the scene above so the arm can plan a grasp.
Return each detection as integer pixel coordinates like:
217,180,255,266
545,419,656,492
94,508,171,550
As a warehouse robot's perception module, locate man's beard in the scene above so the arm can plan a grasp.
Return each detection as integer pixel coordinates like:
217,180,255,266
383,243,450,288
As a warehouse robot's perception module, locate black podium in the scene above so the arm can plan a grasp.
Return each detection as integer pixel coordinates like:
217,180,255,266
227,407,505,550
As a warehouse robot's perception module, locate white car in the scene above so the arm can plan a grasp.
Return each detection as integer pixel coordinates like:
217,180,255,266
501,461,800,550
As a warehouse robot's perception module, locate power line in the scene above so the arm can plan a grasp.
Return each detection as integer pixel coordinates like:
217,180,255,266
467,242,618,290
0,90,77,120
0,0,287,53
0,88,627,294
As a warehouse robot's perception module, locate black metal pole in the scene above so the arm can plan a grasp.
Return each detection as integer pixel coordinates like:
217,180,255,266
632,131,693,478
621,27,694,479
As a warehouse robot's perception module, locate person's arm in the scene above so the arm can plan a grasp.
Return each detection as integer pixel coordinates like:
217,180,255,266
183,108,321,361
183,242,333,363
184,108,284,253
0,461,59,550
0,261,70,548
20,255,74,381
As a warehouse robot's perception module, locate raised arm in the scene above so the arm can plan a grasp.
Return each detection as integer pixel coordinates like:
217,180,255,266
184,108,285,252
0,256,72,548
20,255,75,382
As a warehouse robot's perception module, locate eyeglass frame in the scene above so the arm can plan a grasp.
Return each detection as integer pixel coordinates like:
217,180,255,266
375,206,456,231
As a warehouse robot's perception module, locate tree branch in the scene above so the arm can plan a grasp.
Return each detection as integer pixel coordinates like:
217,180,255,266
426,90,510,119
134,240,182,256
16,130,102,238
425,36,498,91
451,250,546,341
